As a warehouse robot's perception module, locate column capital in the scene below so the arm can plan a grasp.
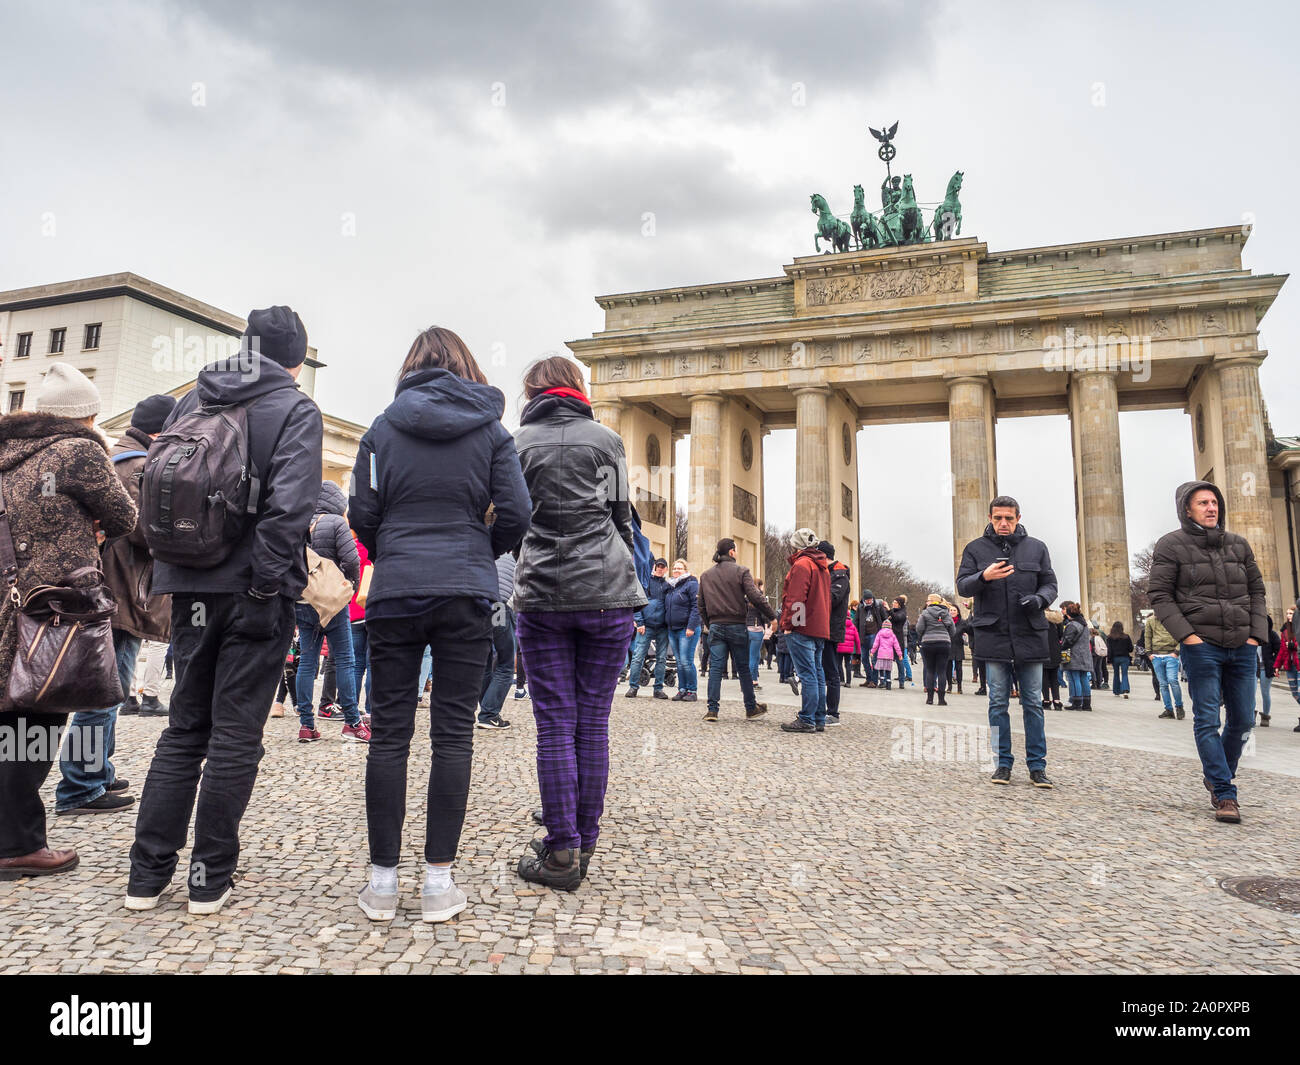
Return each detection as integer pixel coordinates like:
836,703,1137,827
1213,354,1267,371
687,391,724,404
944,373,992,390
791,384,832,397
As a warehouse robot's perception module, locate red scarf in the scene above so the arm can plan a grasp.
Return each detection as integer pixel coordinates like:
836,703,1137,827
542,387,590,406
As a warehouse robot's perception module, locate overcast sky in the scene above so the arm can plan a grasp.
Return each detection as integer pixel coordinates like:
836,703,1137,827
3,0,1297,596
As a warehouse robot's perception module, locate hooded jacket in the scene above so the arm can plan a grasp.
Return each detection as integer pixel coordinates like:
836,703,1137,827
307,480,360,587
151,355,324,599
955,521,1058,663
871,626,902,662
0,413,137,707
827,561,851,644
779,548,831,640
915,602,956,648
511,392,645,613
349,367,530,609
101,425,171,641
1147,480,1267,648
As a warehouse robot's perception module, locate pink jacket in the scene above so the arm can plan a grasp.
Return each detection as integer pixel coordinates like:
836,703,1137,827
348,539,370,622
837,626,861,655
871,628,902,662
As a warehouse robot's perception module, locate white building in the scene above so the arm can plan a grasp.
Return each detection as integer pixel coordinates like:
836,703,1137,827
0,272,363,485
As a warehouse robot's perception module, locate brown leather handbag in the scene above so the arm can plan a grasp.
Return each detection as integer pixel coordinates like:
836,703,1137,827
0,472,122,711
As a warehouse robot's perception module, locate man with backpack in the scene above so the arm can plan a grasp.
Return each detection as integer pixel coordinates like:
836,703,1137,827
819,541,851,726
127,306,323,916
55,394,176,817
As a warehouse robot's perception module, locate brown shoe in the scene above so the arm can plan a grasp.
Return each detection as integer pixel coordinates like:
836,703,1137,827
1214,798,1241,824
0,847,79,881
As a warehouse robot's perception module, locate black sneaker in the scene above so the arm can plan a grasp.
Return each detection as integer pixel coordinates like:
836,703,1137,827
531,808,545,826
318,703,342,720
1158,709,1175,719
815,723,825,732
990,766,1012,785
671,691,687,701
1029,770,1055,789
119,695,141,716
681,692,697,702
823,714,841,726
475,715,511,731
624,687,639,698
107,778,130,793
138,695,168,717
58,792,136,815
780,719,816,733
517,844,581,891
1176,707,1185,720
653,690,669,700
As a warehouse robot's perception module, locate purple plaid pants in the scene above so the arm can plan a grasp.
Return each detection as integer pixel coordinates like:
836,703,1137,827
515,608,636,852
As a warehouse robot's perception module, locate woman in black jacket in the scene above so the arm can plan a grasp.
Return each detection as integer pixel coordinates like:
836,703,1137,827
1106,621,1134,698
349,327,531,925
1043,608,1065,711
512,356,646,891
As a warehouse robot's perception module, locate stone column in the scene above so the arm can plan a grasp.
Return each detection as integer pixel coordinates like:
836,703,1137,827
794,385,831,538
591,400,623,437
687,393,723,578
947,375,997,588
1216,356,1282,620
1069,371,1131,631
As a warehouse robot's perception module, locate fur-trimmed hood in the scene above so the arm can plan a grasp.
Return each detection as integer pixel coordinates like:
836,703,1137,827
0,412,109,472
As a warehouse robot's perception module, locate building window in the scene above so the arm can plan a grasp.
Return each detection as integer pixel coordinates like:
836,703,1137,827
83,323,102,350
15,333,32,359
8,390,24,412
49,328,66,355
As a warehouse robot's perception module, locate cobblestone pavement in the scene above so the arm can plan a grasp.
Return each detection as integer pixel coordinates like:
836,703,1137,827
3,675,1299,974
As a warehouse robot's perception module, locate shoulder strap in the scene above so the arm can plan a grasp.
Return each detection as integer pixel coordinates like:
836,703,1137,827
112,450,149,464
0,472,19,603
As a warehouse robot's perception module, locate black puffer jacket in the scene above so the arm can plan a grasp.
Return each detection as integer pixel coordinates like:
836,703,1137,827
1148,480,1266,648
308,480,360,588
512,393,646,613
956,522,1058,663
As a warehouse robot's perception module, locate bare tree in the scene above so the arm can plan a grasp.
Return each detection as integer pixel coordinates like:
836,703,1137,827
674,507,688,562
1130,540,1156,616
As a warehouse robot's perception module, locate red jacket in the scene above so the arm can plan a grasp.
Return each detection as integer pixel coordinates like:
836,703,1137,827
779,549,831,640
1275,634,1300,672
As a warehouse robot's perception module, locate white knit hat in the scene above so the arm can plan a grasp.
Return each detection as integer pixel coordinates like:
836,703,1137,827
36,364,101,418
789,527,819,550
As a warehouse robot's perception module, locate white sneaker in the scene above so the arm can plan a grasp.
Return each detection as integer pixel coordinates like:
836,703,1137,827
187,886,233,916
421,882,468,923
124,886,170,911
358,883,398,922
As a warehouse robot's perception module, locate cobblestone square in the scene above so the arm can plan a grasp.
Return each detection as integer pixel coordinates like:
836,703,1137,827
3,677,1298,974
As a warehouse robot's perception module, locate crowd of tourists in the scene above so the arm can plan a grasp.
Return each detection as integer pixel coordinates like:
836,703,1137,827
0,307,1287,921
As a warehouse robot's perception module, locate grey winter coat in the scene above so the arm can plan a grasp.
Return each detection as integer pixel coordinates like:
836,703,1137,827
915,603,956,648
1062,616,1094,672
1147,480,1267,648
307,480,360,589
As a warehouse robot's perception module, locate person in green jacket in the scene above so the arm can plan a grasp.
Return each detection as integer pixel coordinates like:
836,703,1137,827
1145,613,1183,720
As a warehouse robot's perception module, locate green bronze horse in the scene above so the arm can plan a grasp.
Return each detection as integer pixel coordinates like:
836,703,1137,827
851,184,886,250
899,174,927,244
811,193,852,253
931,170,964,241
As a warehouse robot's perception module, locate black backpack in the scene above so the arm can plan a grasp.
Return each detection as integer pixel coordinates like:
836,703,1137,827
141,401,261,567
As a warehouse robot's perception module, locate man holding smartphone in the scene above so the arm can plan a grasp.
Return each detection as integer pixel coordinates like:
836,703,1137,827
956,496,1059,788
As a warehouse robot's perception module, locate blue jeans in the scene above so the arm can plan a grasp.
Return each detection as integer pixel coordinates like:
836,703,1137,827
786,633,827,726
899,653,913,683
748,629,764,682
351,620,371,712
671,627,700,692
1152,654,1183,710
56,628,141,811
295,603,360,728
479,605,516,721
1182,640,1257,801
1065,668,1092,700
707,623,757,714
628,625,669,692
1286,669,1299,706
986,659,1046,772
1111,655,1131,694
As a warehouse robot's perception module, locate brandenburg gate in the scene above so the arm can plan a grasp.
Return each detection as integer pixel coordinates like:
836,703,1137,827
569,224,1287,627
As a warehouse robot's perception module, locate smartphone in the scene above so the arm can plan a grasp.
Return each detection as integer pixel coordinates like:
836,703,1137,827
994,557,1011,565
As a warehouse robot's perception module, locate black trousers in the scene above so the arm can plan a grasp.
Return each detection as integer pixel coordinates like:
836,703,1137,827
365,598,491,866
129,593,294,901
1044,663,1061,704
822,638,842,714
921,646,951,694
0,709,68,857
